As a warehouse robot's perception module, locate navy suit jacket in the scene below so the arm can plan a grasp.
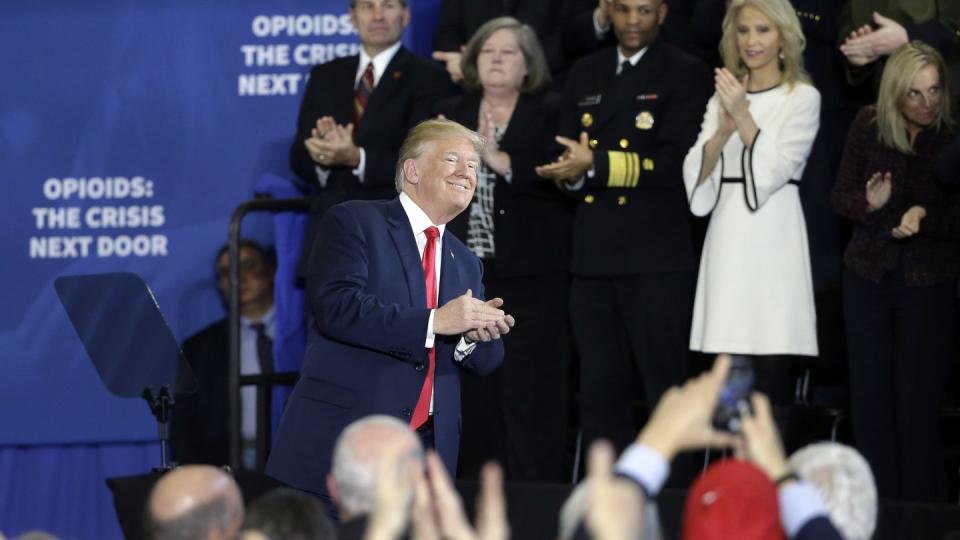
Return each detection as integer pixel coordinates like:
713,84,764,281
266,197,504,496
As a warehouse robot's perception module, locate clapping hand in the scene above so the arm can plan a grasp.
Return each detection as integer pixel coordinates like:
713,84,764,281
840,12,907,66
435,289,515,342
535,132,594,181
464,296,516,343
304,116,361,168
714,68,749,120
637,354,737,461
892,205,926,239
478,105,511,175
432,49,465,84
865,171,892,212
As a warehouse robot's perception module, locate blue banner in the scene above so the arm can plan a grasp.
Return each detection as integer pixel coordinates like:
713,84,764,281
0,0,439,445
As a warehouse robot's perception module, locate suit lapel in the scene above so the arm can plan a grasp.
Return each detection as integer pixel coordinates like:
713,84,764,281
498,93,533,152
385,198,427,307
334,56,360,126
589,49,623,131
437,231,461,305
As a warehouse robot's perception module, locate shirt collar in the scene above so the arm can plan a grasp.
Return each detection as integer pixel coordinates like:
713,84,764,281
617,46,648,68
241,305,275,331
398,192,446,238
358,41,403,87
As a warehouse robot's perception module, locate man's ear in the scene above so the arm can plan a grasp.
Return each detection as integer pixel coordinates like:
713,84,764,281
348,8,359,32
402,159,419,186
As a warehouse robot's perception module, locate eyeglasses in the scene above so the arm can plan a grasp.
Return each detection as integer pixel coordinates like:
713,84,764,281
216,257,265,281
904,86,941,106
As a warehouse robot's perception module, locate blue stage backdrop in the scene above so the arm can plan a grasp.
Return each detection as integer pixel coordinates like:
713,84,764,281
0,1,439,537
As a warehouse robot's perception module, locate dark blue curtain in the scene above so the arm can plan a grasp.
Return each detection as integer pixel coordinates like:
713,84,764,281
0,442,158,539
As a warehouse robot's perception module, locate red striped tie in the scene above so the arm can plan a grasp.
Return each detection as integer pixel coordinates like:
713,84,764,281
353,62,374,127
411,226,439,429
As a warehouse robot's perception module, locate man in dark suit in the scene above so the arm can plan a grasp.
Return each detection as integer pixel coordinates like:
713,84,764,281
537,0,711,454
172,240,276,469
291,0,452,258
267,119,513,502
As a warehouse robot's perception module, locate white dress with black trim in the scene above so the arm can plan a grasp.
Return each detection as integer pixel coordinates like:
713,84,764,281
682,82,820,356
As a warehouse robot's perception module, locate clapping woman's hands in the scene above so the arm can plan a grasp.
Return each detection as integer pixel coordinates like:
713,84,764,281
865,171,892,212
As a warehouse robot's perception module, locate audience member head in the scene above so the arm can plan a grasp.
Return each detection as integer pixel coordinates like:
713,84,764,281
215,239,275,319
348,0,409,57
788,442,878,540
720,0,809,87
242,487,335,540
876,41,953,154
395,119,484,224
327,415,423,520
13,533,58,540
608,0,667,57
682,459,784,540
459,16,550,94
145,465,244,540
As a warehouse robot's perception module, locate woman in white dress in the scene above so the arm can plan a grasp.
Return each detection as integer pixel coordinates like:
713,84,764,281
682,0,820,363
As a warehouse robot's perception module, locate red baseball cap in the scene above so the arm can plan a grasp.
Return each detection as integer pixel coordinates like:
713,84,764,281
682,459,785,540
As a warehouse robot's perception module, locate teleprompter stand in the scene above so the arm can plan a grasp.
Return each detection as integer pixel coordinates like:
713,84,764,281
55,272,197,471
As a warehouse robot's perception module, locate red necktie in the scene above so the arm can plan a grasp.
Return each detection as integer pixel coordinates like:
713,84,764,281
353,62,374,127
411,226,439,429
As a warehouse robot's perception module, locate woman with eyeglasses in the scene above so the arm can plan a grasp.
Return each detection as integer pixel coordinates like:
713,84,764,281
832,41,958,502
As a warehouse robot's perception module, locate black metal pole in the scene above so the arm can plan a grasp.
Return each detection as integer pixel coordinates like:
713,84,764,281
226,197,309,471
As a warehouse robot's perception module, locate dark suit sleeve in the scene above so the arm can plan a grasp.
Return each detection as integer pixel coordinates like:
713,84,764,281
831,107,876,225
559,0,612,64
504,93,564,195
903,18,960,60
360,67,451,191
458,340,504,376
289,64,328,189
792,516,844,540
450,256,505,377
307,205,431,360
433,0,466,52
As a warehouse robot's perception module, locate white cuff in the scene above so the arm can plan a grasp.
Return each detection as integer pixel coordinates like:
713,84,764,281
352,147,367,182
779,481,829,538
564,174,587,191
614,443,670,497
454,337,477,362
425,309,436,348
315,165,331,188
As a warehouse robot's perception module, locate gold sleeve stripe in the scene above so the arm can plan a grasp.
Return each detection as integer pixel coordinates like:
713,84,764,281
606,151,641,188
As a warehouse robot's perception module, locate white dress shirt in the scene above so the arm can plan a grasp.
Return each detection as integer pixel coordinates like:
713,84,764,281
315,41,403,186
